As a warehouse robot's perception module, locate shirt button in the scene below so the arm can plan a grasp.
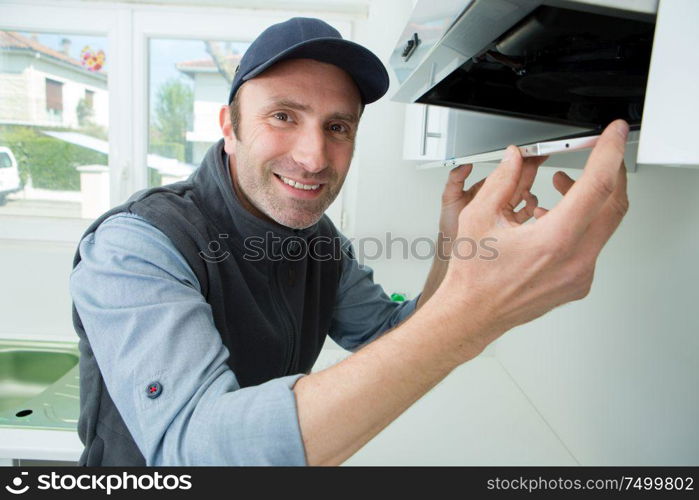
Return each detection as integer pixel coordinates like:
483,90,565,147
146,381,162,399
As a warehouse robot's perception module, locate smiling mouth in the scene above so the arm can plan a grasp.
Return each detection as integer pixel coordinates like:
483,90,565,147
274,173,322,191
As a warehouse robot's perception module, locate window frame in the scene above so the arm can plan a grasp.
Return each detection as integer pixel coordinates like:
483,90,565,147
1,2,122,241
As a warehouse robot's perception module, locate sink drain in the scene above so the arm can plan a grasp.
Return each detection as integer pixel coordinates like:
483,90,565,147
15,409,32,417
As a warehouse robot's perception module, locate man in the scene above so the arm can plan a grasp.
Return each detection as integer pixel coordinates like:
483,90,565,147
70,17,629,466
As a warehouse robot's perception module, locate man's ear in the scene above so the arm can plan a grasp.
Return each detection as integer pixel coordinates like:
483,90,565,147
220,105,236,155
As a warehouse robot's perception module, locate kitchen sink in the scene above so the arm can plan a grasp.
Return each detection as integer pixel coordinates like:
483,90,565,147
0,339,80,430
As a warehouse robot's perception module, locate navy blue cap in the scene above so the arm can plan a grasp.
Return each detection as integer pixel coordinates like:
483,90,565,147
227,17,389,105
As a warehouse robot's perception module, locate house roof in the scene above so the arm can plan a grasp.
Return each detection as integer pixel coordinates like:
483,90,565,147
0,31,107,79
176,53,242,74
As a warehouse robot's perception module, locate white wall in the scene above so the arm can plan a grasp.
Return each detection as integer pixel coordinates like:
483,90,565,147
188,71,228,143
342,0,442,296
493,164,699,465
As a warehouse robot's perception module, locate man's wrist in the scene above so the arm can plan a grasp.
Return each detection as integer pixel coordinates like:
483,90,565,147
408,285,492,367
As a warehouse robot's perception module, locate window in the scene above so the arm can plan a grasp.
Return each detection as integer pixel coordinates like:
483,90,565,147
0,152,11,169
45,78,63,118
0,28,109,220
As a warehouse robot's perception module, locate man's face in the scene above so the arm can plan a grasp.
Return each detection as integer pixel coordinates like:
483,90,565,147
220,58,362,229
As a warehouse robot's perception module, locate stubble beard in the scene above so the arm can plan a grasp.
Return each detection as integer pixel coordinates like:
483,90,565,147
234,141,343,230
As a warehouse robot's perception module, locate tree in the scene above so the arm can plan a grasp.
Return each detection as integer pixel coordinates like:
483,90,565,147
204,41,236,84
76,97,94,127
153,78,193,146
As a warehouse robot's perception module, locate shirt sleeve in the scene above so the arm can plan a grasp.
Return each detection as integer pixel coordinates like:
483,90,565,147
69,212,307,466
328,232,421,352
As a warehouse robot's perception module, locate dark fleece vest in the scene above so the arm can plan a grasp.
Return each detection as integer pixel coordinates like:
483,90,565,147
71,139,343,465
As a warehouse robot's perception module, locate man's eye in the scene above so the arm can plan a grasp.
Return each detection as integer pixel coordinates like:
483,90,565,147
329,123,347,133
273,112,290,121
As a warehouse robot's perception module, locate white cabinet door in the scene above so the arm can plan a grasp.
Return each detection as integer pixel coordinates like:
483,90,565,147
637,0,699,168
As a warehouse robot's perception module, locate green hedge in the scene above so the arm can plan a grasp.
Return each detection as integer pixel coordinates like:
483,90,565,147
148,167,163,187
150,141,185,162
0,126,107,191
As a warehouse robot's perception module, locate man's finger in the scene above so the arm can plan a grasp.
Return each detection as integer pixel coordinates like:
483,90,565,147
442,163,474,203
473,145,523,212
508,155,548,210
545,119,629,236
533,206,549,219
553,171,575,196
513,191,538,224
466,177,486,197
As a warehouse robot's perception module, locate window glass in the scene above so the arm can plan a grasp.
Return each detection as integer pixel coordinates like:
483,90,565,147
0,152,11,169
147,38,249,187
45,78,64,119
0,30,108,218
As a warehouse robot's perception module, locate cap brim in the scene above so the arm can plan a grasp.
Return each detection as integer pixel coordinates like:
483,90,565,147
242,37,389,104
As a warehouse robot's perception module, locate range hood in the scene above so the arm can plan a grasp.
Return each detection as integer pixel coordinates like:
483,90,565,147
390,0,699,168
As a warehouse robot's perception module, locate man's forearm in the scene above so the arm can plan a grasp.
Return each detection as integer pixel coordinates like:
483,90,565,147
293,291,485,466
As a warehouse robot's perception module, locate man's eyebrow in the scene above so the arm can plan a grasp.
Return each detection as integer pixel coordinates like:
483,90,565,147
329,111,359,124
267,98,311,112
265,97,359,124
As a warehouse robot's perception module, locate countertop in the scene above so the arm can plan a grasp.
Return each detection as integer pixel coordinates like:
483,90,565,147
0,428,82,462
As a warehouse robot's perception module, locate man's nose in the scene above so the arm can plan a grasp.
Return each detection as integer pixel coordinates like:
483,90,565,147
291,125,328,174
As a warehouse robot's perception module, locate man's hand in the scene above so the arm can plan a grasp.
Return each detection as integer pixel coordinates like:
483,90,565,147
417,151,547,309
438,155,546,258
431,119,630,359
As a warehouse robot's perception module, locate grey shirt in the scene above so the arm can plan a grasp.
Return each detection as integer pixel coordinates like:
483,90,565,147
70,211,419,465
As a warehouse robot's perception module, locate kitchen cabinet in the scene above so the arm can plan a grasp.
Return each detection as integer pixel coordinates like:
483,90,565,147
394,0,699,169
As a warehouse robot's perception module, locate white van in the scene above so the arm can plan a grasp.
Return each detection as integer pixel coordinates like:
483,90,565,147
0,147,21,205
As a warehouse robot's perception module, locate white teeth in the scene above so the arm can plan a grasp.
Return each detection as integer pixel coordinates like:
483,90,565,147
279,175,320,191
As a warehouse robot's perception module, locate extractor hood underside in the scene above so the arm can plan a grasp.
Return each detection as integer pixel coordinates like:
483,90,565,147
418,5,656,130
